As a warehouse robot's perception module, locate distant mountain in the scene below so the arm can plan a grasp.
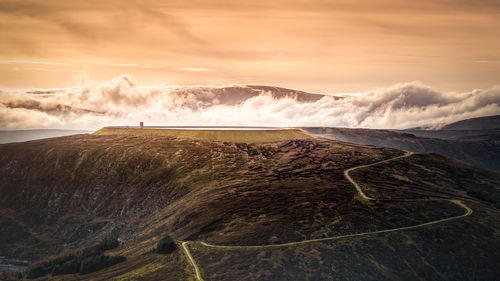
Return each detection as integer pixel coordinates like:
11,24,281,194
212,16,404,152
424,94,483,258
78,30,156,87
0,129,90,144
167,85,328,109
304,127,500,171
441,115,500,130
398,128,500,140
246,85,331,102
401,115,500,140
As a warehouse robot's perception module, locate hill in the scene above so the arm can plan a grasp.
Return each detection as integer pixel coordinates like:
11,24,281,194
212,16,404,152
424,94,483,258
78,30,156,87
399,128,500,140
245,85,329,102
0,132,499,280
304,127,500,172
401,115,500,140
165,85,326,108
441,115,500,130
93,127,311,143
0,129,90,144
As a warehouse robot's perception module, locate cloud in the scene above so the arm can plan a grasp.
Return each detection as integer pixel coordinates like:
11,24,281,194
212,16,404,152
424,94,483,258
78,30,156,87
101,63,158,68
0,60,72,66
0,104,62,129
180,68,216,72
0,75,499,130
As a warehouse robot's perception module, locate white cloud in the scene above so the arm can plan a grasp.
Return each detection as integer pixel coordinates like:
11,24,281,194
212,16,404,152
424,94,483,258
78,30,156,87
0,75,498,130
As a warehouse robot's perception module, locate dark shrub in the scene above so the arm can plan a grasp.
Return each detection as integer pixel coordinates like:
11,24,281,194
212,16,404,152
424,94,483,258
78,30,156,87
80,238,119,257
467,191,497,204
52,258,80,275
0,272,21,281
155,235,177,254
79,254,126,274
95,237,119,252
79,254,103,274
50,254,77,267
27,263,51,279
26,237,124,278
81,247,101,258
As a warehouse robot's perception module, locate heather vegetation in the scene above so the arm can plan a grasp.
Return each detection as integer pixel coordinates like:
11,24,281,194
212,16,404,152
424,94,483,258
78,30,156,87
1,132,499,280
467,191,500,209
26,238,125,278
303,126,500,172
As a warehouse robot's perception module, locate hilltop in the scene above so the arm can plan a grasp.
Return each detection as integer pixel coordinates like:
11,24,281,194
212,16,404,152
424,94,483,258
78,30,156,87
93,127,311,143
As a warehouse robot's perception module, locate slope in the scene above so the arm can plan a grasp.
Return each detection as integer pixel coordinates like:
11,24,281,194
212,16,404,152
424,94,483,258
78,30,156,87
303,127,500,171
0,132,499,280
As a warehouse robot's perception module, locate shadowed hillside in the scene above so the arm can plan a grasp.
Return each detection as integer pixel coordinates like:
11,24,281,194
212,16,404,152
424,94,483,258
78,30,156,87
441,114,500,130
304,127,500,171
399,115,500,140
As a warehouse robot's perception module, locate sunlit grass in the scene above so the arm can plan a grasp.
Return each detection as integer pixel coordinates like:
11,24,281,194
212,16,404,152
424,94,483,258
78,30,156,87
93,127,312,143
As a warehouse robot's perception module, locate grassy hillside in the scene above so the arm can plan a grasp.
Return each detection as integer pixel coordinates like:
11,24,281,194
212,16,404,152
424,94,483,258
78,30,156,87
0,133,499,280
93,127,311,143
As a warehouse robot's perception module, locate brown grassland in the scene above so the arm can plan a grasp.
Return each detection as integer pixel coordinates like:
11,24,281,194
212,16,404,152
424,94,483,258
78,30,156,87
0,129,499,280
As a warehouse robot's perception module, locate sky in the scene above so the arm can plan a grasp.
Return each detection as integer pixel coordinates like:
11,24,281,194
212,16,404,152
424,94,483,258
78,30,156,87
1,0,500,93
0,0,499,130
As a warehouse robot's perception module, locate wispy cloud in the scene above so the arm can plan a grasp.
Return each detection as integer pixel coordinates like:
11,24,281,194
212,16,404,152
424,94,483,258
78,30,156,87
101,63,159,68
1,0,500,91
180,68,216,72
473,60,500,64
0,60,72,66
1,60,162,68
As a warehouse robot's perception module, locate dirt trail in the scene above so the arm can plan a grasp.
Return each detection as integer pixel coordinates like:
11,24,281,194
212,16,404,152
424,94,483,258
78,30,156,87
181,151,473,281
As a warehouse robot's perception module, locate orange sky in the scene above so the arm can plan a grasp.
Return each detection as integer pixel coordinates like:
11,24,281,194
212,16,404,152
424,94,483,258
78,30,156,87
1,0,499,93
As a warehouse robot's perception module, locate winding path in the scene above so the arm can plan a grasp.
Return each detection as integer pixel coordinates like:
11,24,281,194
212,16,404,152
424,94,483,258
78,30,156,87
181,151,473,281
182,242,204,281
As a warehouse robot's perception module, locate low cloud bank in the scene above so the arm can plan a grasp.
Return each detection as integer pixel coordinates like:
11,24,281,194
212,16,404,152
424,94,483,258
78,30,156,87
1,75,499,130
